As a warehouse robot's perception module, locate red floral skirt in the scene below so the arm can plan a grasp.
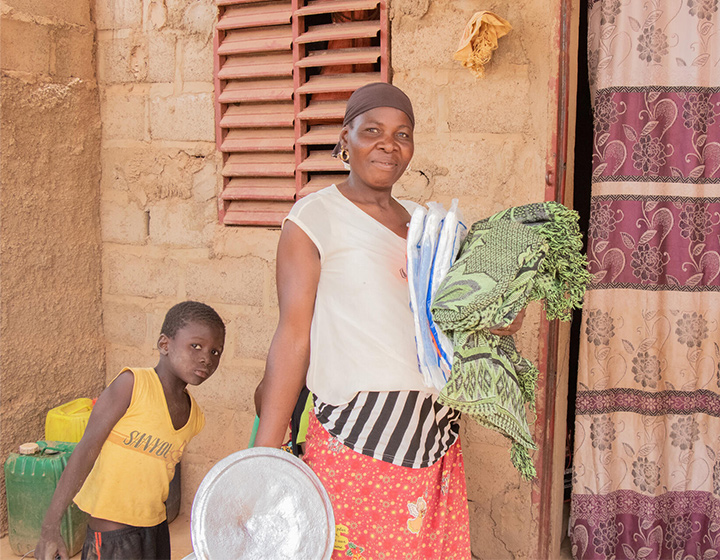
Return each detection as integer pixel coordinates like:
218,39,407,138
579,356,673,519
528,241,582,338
303,412,471,560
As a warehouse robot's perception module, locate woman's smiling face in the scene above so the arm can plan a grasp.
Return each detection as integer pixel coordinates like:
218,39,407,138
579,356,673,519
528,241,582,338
340,106,414,190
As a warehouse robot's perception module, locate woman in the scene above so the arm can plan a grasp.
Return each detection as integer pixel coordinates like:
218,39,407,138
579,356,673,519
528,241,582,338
254,83,521,559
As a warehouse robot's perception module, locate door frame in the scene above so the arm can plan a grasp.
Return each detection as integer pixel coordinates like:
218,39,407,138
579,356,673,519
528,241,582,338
534,0,579,557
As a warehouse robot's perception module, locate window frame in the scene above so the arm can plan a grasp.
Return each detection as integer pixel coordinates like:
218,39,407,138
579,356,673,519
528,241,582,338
214,0,389,226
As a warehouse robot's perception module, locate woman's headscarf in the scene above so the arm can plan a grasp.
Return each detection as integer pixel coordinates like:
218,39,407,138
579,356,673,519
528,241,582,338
332,82,415,157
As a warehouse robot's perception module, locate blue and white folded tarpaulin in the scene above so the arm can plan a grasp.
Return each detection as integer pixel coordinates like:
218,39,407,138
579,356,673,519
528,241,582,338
407,199,467,391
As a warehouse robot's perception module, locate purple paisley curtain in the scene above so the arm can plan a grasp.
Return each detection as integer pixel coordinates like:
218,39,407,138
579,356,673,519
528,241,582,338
570,1,720,559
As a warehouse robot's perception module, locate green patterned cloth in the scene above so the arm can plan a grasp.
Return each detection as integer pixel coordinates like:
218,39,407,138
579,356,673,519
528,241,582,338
431,202,591,479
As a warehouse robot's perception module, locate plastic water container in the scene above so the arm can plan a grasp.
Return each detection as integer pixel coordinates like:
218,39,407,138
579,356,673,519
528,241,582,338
4,441,88,556
45,398,94,442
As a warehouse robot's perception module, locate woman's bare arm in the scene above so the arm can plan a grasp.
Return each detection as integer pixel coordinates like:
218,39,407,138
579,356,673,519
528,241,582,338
253,221,321,448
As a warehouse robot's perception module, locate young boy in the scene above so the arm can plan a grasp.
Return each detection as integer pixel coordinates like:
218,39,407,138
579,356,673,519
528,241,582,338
35,301,225,560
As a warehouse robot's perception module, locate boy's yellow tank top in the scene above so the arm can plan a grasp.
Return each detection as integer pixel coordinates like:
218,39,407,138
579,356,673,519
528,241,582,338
74,367,205,526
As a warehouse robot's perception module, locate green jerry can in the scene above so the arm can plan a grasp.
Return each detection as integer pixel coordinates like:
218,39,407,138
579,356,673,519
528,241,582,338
4,441,88,557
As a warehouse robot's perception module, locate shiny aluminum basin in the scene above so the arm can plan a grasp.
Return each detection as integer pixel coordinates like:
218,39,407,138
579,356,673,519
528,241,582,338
191,447,334,559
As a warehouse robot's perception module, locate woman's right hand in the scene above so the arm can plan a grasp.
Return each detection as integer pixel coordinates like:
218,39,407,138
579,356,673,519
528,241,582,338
35,526,68,560
489,308,526,336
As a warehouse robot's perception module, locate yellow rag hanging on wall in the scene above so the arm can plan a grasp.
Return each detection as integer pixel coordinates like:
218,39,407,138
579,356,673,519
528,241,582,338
454,11,512,78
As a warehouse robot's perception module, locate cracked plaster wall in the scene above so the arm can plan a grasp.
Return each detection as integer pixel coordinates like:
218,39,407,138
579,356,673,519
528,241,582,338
391,2,560,556
93,0,561,557
0,0,105,535
391,1,557,557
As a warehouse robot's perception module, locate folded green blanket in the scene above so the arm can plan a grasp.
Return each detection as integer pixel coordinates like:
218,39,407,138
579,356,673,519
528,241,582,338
431,202,591,479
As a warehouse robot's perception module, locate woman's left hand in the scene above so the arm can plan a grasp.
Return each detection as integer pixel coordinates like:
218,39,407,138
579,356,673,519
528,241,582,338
489,308,526,336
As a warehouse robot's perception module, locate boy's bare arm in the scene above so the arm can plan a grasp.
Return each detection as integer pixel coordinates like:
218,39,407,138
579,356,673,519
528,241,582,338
35,371,135,560
254,221,319,448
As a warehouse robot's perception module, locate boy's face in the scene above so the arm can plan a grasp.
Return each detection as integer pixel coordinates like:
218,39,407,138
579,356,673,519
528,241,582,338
159,322,225,386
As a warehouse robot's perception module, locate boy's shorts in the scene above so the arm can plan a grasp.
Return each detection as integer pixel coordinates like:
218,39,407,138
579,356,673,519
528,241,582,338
81,520,170,560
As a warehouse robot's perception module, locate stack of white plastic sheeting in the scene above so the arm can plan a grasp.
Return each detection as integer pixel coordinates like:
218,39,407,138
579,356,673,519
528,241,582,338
407,199,467,391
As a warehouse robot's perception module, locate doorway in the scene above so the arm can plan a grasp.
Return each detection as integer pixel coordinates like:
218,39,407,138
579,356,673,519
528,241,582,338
536,0,593,556
562,0,592,552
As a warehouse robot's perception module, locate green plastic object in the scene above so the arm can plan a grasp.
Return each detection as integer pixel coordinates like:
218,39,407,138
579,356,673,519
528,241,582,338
4,441,88,557
249,415,259,448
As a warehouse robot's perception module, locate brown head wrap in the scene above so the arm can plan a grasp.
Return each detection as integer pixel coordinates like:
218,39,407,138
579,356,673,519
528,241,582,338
332,82,415,157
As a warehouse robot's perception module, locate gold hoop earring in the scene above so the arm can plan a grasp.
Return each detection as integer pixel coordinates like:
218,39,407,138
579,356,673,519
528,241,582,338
340,147,350,163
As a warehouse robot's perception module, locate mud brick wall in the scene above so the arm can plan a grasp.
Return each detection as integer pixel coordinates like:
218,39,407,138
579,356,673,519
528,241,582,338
1,0,104,534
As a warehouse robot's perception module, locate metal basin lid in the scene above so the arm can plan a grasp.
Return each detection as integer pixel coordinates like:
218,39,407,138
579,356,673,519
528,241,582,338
191,447,334,560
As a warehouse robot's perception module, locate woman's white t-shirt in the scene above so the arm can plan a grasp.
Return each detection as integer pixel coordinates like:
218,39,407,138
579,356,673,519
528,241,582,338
284,185,437,406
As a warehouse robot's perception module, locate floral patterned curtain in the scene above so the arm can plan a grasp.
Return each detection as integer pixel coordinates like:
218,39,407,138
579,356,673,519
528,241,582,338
570,1,720,559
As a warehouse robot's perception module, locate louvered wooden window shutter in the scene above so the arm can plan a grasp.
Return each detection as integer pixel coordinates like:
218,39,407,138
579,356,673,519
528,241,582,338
215,0,389,226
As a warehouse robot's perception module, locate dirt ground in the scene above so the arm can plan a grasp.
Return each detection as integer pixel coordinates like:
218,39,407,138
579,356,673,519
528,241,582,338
0,514,574,560
0,512,194,560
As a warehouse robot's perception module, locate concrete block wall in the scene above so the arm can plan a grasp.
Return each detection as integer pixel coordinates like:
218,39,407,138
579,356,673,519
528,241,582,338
391,2,557,558
95,0,563,557
0,0,105,535
94,0,277,521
